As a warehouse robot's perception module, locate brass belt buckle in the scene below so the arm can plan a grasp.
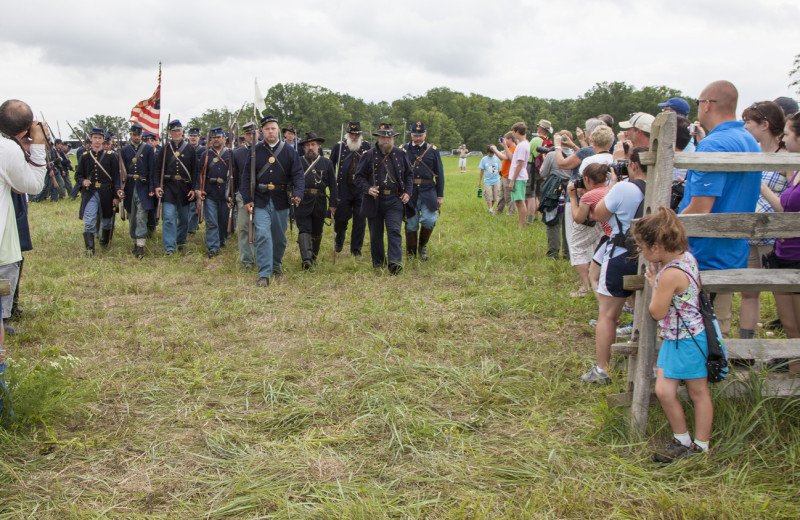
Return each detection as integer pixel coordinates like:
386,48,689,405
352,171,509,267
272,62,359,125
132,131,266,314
94,182,102,188
267,183,275,190
174,175,182,181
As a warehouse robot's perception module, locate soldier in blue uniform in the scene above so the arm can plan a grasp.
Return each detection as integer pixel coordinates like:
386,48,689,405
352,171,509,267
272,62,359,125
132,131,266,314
143,131,161,238
55,139,74,196
196,126,231,258
329,121,371,256
154,120,198,255
402,121,444,261
119,122,155,258
282,125,298,152
354,123,412,274
241,115,304,286
187,128,204,235
75,127,120,256
70,138,90,199
295,131,338,269
232,122,256,269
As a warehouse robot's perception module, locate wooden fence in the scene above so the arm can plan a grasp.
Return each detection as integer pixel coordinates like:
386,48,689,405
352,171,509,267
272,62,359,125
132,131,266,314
606,112,800,434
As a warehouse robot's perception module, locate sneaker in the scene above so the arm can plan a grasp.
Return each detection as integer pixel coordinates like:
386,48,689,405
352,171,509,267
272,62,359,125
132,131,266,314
581,365,610,385
616,324,633,337
653,439,703,463
622,303,634,314
589,319,598,327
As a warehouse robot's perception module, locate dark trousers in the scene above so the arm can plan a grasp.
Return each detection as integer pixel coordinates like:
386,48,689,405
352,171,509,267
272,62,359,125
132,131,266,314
296,214,324,236
334,194,366,253
367,195,403,267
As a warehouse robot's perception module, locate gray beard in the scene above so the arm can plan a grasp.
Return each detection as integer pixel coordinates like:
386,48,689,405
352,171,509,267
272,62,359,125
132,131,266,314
378,142,392,154
347,136,362,152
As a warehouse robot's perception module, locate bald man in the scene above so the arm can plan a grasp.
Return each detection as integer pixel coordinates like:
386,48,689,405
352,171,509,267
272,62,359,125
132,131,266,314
678,80,761,336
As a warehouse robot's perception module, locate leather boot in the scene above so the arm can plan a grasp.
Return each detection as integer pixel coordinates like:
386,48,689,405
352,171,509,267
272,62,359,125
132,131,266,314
99,227,112,251
298,233,314,270
334,221,346,253
83,232,95,257
388,262,402,275
405,231,418,258
311,234,322,264
419,227,433,261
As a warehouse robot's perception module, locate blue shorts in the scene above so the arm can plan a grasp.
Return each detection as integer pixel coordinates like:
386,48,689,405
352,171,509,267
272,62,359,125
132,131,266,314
657,329,708,380
597,246,638,298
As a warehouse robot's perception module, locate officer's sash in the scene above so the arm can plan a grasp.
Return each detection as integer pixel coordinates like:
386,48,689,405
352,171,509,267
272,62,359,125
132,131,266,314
87,150,114,182
302,155,322,178
408,143,437,178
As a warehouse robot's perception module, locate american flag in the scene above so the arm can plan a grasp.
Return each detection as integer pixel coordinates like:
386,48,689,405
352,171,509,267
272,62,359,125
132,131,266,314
130,64,161,134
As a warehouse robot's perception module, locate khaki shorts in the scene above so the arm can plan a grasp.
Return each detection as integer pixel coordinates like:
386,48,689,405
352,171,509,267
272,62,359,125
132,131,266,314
484,183,502,203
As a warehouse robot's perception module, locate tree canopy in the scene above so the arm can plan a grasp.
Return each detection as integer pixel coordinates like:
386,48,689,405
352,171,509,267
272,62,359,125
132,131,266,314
76,81,699,149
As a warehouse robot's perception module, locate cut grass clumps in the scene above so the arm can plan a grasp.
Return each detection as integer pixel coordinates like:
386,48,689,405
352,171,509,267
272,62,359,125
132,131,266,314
0,168,797,518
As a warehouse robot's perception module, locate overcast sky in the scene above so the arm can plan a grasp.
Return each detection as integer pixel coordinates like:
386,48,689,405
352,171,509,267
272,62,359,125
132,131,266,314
2,0,797,134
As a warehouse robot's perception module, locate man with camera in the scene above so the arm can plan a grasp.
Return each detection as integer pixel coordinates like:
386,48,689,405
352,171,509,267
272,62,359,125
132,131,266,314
0,99,47,348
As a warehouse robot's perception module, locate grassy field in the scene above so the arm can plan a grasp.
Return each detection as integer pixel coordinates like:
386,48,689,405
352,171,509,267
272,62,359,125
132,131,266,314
0,155,798,519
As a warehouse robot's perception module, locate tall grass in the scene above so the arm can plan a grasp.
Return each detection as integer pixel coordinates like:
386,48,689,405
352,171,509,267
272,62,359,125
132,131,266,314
0,156,796,519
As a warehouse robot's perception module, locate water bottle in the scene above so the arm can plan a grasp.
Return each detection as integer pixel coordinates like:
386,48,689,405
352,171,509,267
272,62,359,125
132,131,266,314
477,187,483,198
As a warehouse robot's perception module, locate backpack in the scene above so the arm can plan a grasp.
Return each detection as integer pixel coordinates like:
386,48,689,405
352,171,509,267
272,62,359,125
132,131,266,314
533,137,553,172
540,174,566,227
611,179,646,259
671,267,729,383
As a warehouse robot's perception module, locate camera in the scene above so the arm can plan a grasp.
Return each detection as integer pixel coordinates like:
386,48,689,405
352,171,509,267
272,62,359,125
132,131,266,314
535,146,554,154
498,135,504,145
609,160,629,179
573,177,585,190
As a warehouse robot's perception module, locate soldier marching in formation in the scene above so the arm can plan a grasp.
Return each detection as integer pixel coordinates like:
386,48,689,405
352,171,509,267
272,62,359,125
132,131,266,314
402,121,444,261
196,126,231,258
241,115,304,286
354,122,412,275
329,121,370,257
61,114,448,284
119,122,156,258
154,120,198,255
295,131,337,270
232,122,256,269
75,127,120,256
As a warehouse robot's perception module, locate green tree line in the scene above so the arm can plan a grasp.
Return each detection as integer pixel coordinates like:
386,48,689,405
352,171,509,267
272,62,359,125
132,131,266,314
73,81,697,151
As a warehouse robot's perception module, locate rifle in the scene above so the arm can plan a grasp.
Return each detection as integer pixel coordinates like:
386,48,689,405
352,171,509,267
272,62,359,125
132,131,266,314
39,112,59,188
248,118,256,244
115,125,127,221
156,113,171,221
197,126,210,225
226,116,237,234
333,123,344,265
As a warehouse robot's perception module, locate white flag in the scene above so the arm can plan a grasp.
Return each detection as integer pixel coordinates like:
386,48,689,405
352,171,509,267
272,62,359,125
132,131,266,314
254,78,267,118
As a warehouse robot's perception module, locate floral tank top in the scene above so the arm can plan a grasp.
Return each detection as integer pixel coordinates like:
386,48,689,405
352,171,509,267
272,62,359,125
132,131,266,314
655,252,705,340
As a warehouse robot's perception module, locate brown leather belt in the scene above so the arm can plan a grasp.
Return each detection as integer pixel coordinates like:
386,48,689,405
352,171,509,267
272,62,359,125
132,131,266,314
305,188,322,194
413,178,434,185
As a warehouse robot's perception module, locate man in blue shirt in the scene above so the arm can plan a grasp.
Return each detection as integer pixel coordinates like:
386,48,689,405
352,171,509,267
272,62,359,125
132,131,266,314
679,80,761,335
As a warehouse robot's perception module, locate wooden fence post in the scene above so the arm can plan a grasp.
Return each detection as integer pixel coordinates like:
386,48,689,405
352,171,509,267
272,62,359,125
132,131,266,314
629,112,677,435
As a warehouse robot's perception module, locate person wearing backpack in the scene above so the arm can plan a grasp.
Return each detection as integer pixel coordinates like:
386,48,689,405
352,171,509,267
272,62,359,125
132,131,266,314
633,207,713,462
579,146,647,385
